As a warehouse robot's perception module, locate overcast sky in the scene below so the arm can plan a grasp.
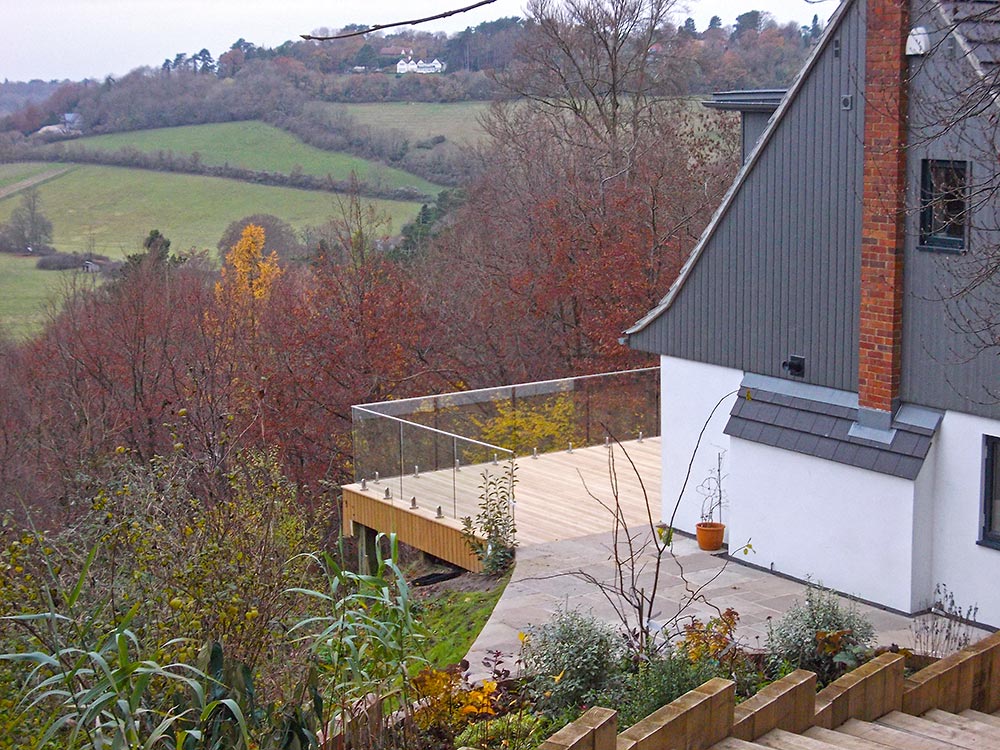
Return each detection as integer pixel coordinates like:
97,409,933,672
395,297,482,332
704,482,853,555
1,0,841,83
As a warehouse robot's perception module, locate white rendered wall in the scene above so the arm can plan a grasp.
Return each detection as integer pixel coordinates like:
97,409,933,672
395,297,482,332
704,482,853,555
660,356,743,535
729,439,920,612
927,410,1000,627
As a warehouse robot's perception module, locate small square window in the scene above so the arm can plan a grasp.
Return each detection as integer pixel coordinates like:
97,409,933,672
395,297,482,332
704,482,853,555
920,159,968,252
984,436,1000,546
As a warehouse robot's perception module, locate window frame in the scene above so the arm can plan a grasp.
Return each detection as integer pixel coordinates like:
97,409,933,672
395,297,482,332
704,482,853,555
982,435,1000,549
919,159,969,253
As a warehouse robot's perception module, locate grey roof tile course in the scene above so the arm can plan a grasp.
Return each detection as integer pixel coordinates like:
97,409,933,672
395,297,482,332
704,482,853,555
725,381,942,481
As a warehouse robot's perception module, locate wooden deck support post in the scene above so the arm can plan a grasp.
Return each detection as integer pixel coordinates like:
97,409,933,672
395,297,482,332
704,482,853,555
357,523,378,575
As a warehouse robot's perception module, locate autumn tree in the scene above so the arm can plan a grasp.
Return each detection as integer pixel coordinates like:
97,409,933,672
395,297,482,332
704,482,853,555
5,188,53,252
218,214,304,262
216,224,282,307
256,193,439,484
416,0,739,385
499,0,679,177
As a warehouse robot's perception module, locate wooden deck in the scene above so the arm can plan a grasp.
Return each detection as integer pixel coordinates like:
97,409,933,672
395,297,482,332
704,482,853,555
341,438,662,567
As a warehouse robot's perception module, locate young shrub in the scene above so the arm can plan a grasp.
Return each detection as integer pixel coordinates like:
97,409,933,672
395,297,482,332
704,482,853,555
288,533,425,748
617,650,721,729
454,711,550,750
910,583,980,657
462,466,517,575
0,550,252,750
521,608,627,715
766,583,875,685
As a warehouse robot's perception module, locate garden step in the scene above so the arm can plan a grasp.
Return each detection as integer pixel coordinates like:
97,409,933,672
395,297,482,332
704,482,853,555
877,710,1000,750
961,710,1000,729
756,727,846,750
804,724,894,750
924,709,1000,739
836,716,957,750
712,735,772,750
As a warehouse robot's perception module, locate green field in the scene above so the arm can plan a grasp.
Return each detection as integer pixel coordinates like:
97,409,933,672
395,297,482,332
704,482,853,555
332,101,492,144
57,121,443,195
0,162,68,191
0,163,423,338
0,163,423,256
0,254,84,338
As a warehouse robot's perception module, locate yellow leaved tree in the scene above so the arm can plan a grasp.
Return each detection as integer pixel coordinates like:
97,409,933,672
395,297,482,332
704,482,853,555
216,223,282,307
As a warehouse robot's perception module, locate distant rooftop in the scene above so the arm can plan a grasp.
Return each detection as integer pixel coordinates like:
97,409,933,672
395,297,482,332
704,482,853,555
702,89,786,113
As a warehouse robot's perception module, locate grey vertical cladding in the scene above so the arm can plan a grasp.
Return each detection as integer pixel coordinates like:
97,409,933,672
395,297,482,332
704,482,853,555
742,112,771,160
899,0,1000,419
629,0,865,393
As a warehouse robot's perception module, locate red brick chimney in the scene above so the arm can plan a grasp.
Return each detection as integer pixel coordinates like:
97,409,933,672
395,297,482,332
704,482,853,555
858,0,910,428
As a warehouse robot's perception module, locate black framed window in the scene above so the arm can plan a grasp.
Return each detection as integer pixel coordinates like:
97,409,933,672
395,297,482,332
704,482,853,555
984,436,1000,546
920,159,968,252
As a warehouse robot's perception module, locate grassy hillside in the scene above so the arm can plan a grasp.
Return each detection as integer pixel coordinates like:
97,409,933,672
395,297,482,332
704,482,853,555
0,163,423,256
0,163,423,337
332,101,492,144
0,254,77,339
58,121,443,195
0,162,67,191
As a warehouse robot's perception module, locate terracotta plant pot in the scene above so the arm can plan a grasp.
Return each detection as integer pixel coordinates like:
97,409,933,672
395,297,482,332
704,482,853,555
696,522,726,551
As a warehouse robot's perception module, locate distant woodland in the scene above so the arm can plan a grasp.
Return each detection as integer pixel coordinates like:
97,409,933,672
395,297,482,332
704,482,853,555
1,11,818,135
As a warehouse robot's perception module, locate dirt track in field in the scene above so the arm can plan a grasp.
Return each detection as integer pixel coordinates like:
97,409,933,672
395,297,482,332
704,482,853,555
0,166,73,201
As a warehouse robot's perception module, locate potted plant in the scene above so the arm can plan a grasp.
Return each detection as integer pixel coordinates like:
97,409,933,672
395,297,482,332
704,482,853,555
695,452,726,551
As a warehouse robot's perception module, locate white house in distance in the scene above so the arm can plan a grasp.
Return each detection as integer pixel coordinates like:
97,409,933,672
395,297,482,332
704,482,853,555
624,0,1000,626
396,57,446,74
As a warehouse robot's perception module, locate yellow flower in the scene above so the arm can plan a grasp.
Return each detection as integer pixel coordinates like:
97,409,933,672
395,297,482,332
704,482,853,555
551,669,565,684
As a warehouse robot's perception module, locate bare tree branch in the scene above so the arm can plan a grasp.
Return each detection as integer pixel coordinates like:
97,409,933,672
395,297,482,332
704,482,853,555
301,0,499,40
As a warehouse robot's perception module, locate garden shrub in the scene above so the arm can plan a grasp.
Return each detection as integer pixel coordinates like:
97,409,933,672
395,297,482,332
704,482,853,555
0,447,330,748
35,251,83,270
616,650,722,728
454,710,551,750
522,608,627,715
766,582,875,685
462,467,517,575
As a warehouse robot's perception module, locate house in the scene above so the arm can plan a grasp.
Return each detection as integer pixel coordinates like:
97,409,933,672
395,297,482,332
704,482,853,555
396,57,445,74
396,57,418,74
623,0,1000,626
415,58,445,74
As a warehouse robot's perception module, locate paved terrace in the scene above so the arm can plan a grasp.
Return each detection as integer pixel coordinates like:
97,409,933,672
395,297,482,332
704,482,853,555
341,435,992,680
464,532,995,681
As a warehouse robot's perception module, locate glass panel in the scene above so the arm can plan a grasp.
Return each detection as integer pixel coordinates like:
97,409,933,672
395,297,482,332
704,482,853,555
988,437,1000,539
921,160,967,250
351,367,658,520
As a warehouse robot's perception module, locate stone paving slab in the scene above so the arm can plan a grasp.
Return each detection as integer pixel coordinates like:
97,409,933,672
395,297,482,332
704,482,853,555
464,530,992,682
